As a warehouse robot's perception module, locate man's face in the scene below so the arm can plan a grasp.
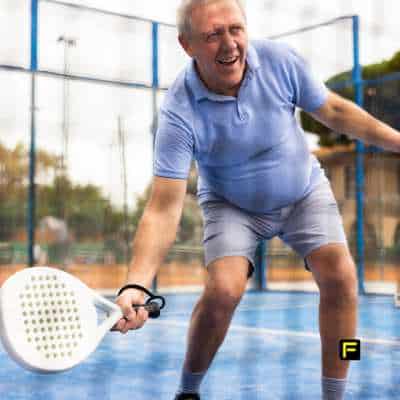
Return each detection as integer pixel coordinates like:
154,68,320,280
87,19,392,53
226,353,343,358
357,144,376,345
180,0,248,97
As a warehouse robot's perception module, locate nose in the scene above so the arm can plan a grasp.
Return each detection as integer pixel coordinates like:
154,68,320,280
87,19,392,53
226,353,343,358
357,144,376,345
221,32,237,51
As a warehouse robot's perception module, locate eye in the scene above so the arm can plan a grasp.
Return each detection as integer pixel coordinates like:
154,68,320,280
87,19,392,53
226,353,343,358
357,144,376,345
206,32,219,42
230,26,243,35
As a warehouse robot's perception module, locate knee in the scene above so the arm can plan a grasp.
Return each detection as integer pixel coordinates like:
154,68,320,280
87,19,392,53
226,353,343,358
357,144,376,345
202,281,245,318
318,260,358,305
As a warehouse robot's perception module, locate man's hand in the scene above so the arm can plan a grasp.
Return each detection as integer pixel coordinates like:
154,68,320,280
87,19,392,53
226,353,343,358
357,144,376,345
112,289,149,333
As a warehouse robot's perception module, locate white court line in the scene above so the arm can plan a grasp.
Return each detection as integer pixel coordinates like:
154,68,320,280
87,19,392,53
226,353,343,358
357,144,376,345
237,302,317,311
163,303,317,316
152,319,400,347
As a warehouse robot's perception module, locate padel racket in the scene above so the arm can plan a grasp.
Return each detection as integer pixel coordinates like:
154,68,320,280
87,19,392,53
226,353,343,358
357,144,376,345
0,267,165,373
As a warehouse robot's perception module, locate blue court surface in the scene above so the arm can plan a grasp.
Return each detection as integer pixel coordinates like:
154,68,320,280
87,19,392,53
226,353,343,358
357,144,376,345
0,291,399,399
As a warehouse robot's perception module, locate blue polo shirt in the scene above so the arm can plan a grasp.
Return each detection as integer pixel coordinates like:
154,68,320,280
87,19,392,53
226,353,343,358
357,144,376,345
154,39,328,213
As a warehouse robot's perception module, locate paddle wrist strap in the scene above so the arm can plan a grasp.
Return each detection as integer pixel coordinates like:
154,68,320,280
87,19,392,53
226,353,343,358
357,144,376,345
117,284,154,298
117,284,166,319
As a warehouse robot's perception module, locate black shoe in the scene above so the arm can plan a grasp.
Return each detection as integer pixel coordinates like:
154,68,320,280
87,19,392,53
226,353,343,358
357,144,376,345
174,393,200,400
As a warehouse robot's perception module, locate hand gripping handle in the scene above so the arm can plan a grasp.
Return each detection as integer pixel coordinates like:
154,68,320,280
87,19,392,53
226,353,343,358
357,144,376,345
117,284,166,319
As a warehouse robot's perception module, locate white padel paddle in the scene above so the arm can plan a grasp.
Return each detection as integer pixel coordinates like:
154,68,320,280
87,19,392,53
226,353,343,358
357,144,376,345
0,267,165,373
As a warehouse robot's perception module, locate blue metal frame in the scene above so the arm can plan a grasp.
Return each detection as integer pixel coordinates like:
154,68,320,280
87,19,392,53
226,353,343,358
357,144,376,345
256,241,267,290
260,15,366,292
151,22,159,292
41,0,175,27
28,0,38,267
152,22,159,89
22,3,172,269
267,15,355,40
0,64,169,91
352,16,366,294
30,1,38,71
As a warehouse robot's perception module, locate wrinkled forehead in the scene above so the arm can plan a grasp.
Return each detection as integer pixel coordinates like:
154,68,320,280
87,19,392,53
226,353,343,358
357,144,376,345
190,0,247,34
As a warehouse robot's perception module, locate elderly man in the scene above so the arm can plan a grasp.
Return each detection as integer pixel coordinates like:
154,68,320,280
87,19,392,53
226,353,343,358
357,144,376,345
113,1,400,399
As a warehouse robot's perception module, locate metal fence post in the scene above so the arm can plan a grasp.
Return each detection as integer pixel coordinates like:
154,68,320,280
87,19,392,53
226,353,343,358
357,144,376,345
28,0,39,267
152,21,159,291
352,15,366,294
255,241,268,290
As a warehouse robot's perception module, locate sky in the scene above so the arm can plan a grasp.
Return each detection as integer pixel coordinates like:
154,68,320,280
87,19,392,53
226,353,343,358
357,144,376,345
0,0,399,207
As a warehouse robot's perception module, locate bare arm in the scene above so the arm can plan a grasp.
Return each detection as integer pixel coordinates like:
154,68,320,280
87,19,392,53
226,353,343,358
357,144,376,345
112,176,187,332
310,91,400,152
126,176,187,288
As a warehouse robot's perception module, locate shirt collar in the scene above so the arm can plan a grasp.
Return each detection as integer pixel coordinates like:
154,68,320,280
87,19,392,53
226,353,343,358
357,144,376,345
186,42,260,102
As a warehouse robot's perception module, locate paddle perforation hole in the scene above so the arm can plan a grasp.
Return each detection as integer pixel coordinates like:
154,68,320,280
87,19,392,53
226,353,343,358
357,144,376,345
20,272,85,362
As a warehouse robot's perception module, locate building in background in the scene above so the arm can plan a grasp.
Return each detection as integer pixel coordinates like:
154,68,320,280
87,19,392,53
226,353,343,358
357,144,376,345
315,145,400,253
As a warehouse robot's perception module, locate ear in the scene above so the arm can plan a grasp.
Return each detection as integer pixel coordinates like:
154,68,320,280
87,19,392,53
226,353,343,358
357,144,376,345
179,34,194,58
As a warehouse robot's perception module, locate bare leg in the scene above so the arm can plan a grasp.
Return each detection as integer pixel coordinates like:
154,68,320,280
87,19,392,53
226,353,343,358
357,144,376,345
183,256,250,372
307,244,358,378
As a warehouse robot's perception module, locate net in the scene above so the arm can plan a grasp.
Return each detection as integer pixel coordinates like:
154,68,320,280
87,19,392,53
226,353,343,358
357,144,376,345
39,1,152,85
0,2,157,293
362,76,400,300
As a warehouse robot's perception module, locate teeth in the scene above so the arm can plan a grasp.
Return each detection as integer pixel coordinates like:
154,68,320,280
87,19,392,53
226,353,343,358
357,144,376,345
218,57,237,64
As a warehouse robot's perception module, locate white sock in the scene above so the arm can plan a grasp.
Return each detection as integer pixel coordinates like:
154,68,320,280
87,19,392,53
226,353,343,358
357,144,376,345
322,376,347,400
177,369,206,394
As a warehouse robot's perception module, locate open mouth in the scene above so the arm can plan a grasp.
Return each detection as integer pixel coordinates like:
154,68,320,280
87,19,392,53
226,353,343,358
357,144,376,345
216,56,239,66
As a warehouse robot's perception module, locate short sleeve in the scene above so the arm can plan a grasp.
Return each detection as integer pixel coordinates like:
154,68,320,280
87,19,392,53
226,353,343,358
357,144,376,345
153,107,194,180
287,48,328,112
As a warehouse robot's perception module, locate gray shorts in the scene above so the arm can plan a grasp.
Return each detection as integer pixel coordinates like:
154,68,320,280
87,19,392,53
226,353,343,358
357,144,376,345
200,180,348,273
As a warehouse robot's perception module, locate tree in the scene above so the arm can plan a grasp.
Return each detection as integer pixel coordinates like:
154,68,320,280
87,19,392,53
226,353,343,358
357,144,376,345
300,50,400,147
0,142,59,241
0,141,133,245
131,163,202,247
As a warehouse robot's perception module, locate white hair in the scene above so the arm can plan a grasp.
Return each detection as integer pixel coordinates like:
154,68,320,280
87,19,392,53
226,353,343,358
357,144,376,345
177,0,246,38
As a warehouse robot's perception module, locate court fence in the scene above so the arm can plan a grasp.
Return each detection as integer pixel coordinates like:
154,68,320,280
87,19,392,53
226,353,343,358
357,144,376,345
0,1,399,296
